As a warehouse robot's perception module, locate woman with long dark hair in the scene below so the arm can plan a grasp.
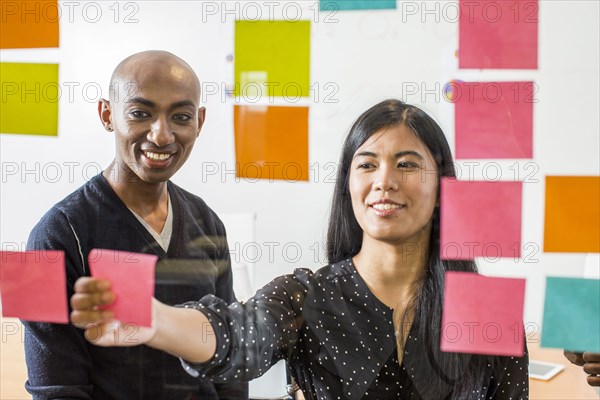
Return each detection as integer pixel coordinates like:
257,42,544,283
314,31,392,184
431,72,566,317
72,99,528,399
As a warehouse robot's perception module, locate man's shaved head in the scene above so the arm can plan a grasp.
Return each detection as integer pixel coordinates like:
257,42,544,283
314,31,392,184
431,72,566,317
99,50,206,186
109,50,201,104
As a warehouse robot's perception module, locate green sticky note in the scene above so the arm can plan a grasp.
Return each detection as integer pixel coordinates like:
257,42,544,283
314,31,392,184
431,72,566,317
235,20,310,99
1,62,59,136
320,0,397,11
541,277,600,352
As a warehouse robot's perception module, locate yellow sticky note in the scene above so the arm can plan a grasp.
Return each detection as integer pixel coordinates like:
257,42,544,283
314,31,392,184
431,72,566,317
544,176,600,253
235,20,310,99
1,62,59,136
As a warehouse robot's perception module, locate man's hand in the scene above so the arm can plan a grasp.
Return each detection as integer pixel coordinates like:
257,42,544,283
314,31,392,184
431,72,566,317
565,350,600,387
70,277,156,347
564,350,585,366
582,352,600,387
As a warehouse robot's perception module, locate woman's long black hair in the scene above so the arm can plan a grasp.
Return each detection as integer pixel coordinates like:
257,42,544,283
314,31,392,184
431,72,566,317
326,99,494,399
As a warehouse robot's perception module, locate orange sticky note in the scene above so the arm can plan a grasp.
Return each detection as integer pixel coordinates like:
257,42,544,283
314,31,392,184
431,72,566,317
441,271,526,357
89,249,157,327
234,105,309,181
1,0,59,48
0,250,68,323
544,176,600,253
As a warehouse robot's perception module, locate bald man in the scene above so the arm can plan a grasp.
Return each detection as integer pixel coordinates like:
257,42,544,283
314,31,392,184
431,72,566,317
23,51,248,400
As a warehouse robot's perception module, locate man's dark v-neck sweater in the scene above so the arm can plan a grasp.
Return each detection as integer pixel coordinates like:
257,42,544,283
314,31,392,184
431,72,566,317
23,174,247,399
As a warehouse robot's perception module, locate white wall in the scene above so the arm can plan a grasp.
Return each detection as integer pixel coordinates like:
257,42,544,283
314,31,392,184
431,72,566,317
1,1,598,329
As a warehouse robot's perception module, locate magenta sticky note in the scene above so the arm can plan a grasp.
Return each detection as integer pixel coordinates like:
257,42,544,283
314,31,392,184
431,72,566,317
455,81,534,159
441,271,526,357
459,0,538,69
440,179,522,260
0,250,68,323
88,249,156,327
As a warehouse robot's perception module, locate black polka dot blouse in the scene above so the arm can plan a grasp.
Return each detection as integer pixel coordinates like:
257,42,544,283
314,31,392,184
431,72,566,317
179,259,529,400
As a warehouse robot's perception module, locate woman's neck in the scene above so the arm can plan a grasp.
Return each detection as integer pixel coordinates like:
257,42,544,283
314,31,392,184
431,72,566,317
353,237,431,365
353,238,429,303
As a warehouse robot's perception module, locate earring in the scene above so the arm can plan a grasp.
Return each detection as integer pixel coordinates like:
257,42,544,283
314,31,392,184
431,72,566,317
106,125,113,131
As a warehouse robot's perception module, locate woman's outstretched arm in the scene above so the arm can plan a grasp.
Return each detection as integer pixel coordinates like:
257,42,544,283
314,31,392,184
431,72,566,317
71,269,310,382
70,277,217,363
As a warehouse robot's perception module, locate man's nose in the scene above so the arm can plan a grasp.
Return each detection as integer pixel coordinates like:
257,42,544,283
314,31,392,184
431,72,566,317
148,117,175,147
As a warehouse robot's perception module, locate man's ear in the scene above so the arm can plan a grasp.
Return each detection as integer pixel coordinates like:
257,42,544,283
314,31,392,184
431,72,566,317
196,106,206,137
98,98,113,131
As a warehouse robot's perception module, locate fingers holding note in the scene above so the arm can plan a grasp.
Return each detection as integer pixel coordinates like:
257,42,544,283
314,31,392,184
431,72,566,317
70,276,157,347
70,277,115,328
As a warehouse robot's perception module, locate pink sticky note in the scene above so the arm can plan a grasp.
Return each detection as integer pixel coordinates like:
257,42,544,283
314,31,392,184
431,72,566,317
0,251,68,323
459,0,538,69
440,179,522,260
88,249,156,327
455,81,534,159
441,271,526,357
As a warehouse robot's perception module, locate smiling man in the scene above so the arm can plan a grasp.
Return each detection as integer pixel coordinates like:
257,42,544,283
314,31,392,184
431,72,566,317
23,51,248,400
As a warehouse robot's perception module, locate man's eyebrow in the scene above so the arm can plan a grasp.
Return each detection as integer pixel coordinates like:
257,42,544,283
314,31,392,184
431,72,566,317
124,97,196,110
125,97,154,107
354,150,424,159
171,100,197,109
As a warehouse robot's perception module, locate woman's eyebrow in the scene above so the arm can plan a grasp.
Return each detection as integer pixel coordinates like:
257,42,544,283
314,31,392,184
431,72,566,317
354,150,424,159
354,151,377,158
394,150,424,160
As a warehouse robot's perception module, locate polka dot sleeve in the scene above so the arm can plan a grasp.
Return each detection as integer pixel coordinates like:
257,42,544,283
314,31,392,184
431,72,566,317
178,269,311,383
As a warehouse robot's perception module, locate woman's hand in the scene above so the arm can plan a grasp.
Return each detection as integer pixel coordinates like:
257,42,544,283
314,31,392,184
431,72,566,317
70,277,156,347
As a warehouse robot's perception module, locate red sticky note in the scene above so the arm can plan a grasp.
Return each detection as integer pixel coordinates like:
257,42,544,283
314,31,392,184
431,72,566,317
459,0,538,69
0,250,68,323
455,81,534,159
441,271,526,357
440,179,522,260
88,249,156,327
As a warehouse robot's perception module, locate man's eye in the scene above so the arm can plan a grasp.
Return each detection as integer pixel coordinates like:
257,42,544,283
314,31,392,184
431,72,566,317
173,114,192,122
130,110,149,118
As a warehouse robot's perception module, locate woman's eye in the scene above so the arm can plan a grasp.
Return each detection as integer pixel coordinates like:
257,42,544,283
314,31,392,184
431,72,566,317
398,161,418,169
357,163,374,169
